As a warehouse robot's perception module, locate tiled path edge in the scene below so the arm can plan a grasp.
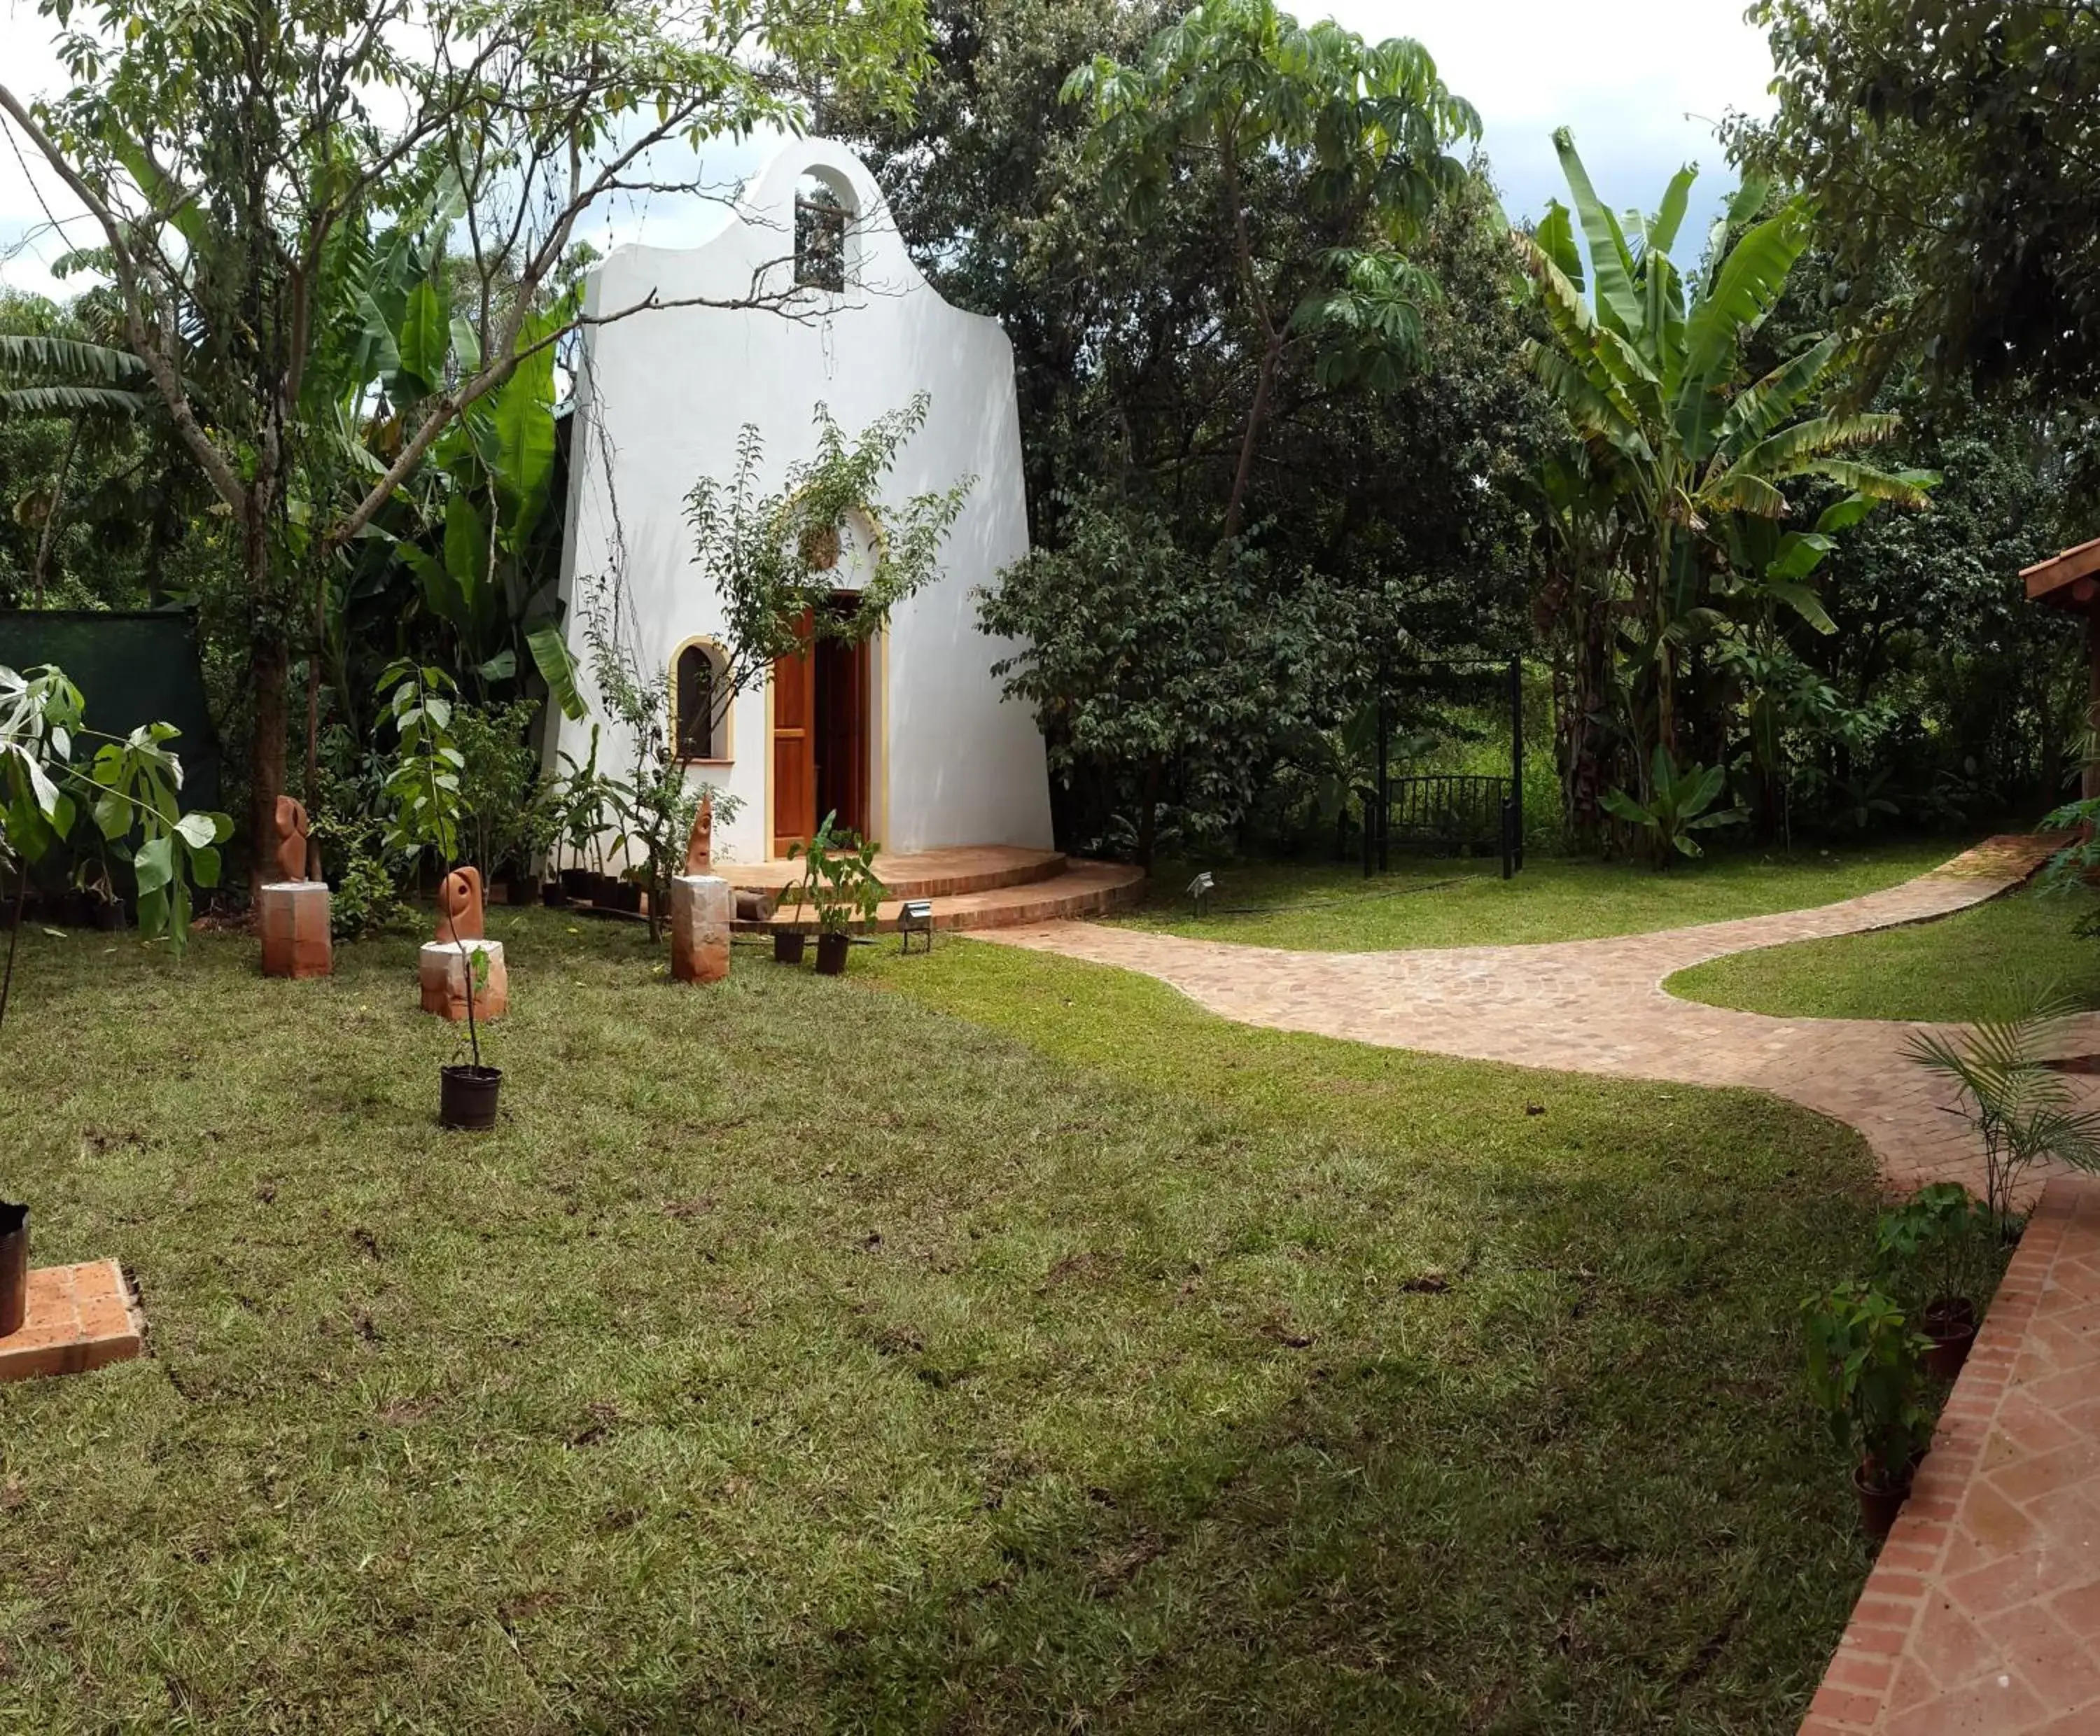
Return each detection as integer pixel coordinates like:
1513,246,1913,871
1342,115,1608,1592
982,834,2085,1196
1800,1177,2100,1735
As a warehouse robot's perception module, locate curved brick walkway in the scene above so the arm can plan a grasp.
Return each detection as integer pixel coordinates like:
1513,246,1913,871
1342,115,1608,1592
982,835,2094,1194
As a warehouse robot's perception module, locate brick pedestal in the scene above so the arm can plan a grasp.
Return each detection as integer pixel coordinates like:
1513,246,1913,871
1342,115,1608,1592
419,939,508,1021
0,1260,145,1382
258,880,332,978
670,874,732,984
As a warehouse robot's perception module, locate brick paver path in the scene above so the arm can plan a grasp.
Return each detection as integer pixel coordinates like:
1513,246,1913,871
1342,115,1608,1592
1800,1175,2100,1735
984,834,2091,1194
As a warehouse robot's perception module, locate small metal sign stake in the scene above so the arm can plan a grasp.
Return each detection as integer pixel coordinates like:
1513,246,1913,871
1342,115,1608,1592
898,899,934,954
1186,872,1215,918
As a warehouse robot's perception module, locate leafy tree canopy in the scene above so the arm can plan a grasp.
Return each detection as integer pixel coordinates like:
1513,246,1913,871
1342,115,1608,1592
1736,0,2100,405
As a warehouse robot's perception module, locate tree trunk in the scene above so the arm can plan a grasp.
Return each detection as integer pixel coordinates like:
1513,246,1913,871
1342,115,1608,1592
31,415,83,608
1221,336,1282,547
251,633,290,880
1134,757,1163,869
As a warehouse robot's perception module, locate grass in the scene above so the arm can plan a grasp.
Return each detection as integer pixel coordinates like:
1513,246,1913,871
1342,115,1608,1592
0,910,1889,1732
1669,882,2100,1024
1115,836,1964,951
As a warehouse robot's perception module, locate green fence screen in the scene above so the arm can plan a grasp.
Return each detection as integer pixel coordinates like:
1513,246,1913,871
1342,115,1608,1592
0,610,223,813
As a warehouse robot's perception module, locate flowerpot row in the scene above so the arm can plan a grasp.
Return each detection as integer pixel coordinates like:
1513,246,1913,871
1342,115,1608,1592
772,930,852,974
547,867,643,913
0,890,130,930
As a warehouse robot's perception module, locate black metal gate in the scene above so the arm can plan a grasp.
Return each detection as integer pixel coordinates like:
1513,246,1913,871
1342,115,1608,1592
1365,655,1524,881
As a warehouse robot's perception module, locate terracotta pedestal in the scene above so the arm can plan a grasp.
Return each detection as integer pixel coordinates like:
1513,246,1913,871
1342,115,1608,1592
258,881,332,978
419,939,508,1021
670,874,732,984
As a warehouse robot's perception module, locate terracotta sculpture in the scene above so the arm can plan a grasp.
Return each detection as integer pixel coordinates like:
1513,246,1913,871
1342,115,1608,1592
272,795,312,883
435,867,486,942
683,793,714,874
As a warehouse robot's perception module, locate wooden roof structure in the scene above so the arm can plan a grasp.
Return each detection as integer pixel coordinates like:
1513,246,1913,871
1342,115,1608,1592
2023,537,2100,613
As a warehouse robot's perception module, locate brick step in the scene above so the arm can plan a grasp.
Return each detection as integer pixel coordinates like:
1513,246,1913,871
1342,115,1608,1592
720,845,1068,903
736,859,1144,934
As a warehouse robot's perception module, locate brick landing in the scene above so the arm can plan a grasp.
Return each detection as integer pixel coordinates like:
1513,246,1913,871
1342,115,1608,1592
734,853,1145,932
0,1259,146,1382
1801,1177,2100,1735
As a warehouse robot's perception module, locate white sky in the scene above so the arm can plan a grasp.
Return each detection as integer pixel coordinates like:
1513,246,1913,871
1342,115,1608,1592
0,0,1777,303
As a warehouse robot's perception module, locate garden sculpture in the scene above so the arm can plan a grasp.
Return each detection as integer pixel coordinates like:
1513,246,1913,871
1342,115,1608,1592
435,867,486,942
260,797,331,976
683,793,714,874
273,795,313,883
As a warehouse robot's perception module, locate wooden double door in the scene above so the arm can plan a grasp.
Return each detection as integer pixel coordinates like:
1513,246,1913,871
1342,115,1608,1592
771,598,872,856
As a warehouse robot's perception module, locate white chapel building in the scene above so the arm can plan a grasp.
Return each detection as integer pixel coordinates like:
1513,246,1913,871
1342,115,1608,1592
552,136,1054,865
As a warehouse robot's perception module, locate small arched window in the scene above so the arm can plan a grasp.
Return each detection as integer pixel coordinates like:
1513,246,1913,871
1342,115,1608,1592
674,641,728,760
794,173,850,292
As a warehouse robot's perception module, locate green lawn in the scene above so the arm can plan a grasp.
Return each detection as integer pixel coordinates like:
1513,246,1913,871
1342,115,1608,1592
1117,837,1963,951
0,912,1886,1732
1668,883,2100,1023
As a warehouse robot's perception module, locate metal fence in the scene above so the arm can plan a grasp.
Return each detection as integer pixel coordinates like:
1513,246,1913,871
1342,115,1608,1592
1364,656,1525,880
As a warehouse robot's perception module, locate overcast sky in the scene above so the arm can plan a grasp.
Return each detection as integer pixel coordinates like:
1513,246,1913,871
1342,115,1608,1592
0,0,1778,302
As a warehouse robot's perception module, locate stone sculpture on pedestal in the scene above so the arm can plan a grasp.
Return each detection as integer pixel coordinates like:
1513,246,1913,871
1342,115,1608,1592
670,796,730,984
258,795,332,978
419,866,508,1018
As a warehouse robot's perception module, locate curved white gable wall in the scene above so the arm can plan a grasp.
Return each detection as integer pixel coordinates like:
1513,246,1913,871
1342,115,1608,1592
552,136,1053,863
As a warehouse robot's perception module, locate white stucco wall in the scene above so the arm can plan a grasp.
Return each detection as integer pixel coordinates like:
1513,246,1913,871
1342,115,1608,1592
552,137,1054,864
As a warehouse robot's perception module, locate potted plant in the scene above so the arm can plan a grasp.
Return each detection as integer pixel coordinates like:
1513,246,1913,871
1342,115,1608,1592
1903,997,2100,1242
377,659,499,1128
787,811,887,975
1875,1184,1995,1380
0,662,230,1325
1802,1280,1933,1539
553,729,609,903
772,875,806,965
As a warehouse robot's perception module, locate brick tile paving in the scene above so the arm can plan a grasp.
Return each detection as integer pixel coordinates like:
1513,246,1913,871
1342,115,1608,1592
0,1259,145,1383
984,834,2092,1196
1800,1177,2100,1735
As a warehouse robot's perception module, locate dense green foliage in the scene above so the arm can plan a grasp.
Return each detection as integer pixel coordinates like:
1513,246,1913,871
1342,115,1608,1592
1740,0,2100,407
842,0,1551,859
3,0,2094,883
1,0,932,860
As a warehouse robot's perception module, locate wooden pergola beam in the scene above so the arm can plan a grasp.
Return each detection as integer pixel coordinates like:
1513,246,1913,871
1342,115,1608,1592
2022,536,2100,609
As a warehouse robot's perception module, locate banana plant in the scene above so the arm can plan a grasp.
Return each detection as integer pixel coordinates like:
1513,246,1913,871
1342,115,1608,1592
1516,133,1934,767
1601,746,1741,867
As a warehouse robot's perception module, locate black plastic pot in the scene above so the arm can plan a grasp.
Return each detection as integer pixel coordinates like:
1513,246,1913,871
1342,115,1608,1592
614,881,644,915
559,868,592,899
541,883,570,909
0,1200,27,1337
815,931,850,975
90,895,126,932
1854,1460,1910,1540
1924,1296,1978,1382
774,930,806,965
507,873,542,907
439,1064,503,1130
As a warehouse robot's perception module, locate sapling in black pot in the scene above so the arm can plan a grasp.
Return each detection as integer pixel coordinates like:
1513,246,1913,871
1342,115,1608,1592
379,660,501,1129
787,811,887,974
1802,1280,1933,1539
1875,1184,1996,1381
0,662,230,1329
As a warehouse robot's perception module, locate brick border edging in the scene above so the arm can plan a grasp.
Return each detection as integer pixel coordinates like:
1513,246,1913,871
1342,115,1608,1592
1797,1177,2087,1734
